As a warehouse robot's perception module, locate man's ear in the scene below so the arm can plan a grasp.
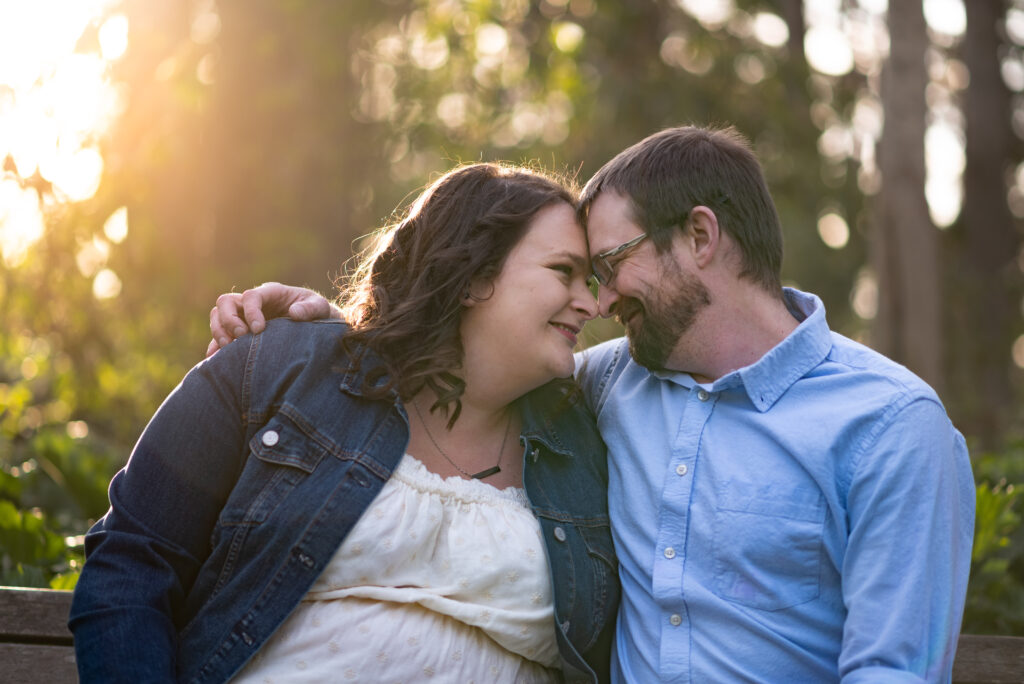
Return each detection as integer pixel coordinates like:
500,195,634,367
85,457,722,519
685,206,720,269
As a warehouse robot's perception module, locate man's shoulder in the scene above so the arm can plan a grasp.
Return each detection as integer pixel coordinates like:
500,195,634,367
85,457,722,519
821,331,943,405
576,336,635,386
578,336,629,369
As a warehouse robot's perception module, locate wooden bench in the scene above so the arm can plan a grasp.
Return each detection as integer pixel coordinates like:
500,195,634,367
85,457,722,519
1,587,1022,683
1,588,77,684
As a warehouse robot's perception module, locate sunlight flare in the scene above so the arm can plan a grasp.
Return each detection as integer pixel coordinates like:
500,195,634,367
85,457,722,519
0,0,124,264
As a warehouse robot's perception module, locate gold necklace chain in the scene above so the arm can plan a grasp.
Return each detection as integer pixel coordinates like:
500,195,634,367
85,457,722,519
412,401,512,480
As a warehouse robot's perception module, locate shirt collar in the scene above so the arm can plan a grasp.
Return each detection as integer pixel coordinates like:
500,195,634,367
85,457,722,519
650,288,832,411
734,288,832,412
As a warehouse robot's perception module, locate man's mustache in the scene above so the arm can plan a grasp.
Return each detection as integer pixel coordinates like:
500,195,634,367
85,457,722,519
617,298,644,328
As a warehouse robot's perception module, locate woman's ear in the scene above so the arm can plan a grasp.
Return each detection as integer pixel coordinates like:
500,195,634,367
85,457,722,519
462,279,493,306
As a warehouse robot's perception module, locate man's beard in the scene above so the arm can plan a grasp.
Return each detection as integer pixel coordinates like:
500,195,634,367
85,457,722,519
620,260,711,371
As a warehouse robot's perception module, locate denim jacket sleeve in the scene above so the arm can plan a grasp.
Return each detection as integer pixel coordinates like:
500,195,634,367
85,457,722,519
69,334,256,683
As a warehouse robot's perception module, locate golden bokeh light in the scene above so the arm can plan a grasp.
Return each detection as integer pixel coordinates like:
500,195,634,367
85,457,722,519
98,13,129,61
817,212,851,250
851,269,879,321
752,12,789,48
92,267,122,300
0,1,125,265
103,206,129,243
1013,334,1024,370
0,179,45,268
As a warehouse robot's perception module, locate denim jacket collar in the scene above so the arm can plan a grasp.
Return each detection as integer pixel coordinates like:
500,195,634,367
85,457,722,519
517,382,586,459
333,337,402,404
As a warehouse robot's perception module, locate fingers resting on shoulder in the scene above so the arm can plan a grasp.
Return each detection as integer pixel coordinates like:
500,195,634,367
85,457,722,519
206,282,336,357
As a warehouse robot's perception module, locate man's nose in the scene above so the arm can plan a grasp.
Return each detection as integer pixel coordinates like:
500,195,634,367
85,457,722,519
597,282,620,319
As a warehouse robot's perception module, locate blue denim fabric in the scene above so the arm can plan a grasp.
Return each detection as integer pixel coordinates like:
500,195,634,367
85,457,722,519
69,319,618,683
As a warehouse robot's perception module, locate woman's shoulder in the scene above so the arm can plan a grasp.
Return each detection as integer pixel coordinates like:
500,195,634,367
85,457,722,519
227,318,355,386
251,318,351,359
261,316,349,340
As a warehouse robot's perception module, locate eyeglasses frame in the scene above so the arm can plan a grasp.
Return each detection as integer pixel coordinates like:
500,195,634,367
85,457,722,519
590,233,649,287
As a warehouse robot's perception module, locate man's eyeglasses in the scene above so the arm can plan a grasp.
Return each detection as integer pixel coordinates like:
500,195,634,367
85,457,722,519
590,233,649,287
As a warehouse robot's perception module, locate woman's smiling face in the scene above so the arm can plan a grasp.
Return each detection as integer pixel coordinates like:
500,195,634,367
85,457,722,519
459,201,597,394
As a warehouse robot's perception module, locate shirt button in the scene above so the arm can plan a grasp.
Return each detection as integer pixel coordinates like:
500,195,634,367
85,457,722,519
669,614,682,626
261,430,279,446
675,464,688,476
664,547,676,559
553,526,567,542
697,389,710,402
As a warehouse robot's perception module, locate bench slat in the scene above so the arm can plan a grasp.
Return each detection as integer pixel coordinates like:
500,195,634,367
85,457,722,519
952,634,1024,684
0,588,73,643
0,588,1023,682
0,642,77,684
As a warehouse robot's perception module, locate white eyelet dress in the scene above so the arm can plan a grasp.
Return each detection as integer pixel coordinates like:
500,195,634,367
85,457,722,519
230,454,562,683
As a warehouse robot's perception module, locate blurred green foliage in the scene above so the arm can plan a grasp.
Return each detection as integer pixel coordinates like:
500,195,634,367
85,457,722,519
1,0,1022,640
963,442,1024,635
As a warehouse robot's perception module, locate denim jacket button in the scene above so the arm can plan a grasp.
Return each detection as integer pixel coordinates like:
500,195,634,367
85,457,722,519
553,526,567,542
531,447,541,462
261,430,279,447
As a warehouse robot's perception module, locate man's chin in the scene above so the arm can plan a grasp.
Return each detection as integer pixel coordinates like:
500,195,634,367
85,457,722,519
627,334,667,372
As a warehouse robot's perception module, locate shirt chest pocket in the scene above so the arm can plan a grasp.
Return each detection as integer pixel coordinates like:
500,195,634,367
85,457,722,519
711,481,825,611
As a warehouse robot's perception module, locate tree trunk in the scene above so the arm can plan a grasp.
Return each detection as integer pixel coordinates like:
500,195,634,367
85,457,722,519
776,0,805,66
873,0,944,394
952,0,1019,447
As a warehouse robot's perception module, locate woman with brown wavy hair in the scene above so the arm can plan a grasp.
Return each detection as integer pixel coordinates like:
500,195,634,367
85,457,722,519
70,162,619,683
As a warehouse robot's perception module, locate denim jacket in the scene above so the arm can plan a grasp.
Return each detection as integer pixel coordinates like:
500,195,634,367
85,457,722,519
69,319,619,683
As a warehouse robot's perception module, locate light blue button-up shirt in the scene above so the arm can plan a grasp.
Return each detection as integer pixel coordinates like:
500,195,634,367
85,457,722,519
577,289,974,683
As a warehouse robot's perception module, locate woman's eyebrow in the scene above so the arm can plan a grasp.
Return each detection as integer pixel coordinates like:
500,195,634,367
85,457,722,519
550,250,589,268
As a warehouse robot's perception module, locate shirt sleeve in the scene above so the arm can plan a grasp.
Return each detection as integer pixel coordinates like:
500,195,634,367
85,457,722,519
575,338,628,415
68,336,255,683
839,397,974,684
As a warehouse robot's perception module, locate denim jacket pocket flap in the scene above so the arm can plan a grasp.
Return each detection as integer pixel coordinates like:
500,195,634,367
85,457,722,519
579,521,616,568
250,421,328,474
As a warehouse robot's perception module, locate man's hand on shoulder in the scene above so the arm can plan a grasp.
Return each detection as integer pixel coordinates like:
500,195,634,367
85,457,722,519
206,282,337,357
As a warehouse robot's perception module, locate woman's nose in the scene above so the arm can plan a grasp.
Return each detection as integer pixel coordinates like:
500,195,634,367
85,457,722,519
574,280,598,320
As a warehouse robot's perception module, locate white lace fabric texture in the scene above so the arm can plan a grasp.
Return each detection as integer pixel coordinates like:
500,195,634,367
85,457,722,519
230,453,561,683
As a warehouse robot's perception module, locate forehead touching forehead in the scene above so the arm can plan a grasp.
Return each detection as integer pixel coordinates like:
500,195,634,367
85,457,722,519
581,190,643,255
